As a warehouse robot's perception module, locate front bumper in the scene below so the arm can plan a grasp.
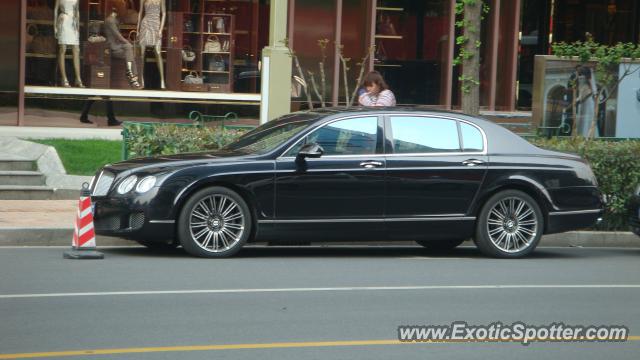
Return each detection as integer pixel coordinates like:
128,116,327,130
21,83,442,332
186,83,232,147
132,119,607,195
92,190,176,243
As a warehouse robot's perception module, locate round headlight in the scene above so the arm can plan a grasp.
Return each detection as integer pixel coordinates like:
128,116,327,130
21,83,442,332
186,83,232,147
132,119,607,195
117,175,138,194
135,176,157,193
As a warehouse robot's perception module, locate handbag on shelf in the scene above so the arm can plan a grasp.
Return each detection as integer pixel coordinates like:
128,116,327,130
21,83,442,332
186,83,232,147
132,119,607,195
222,40,230,52
88,20,103,36
203,35,222,53
182,71,207,92
123,0,139,25
28,3,54,21
207,55,226,72
25,24,37,52
215,17,226,33
184,71,203,85
128,30,138,45
31,30,57,55
182,46,196,62
88,35,106,43
184,19,195,33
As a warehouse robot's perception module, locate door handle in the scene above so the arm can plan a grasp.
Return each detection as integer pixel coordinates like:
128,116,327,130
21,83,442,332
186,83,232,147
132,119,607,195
462,159,485,167
360,161,383,169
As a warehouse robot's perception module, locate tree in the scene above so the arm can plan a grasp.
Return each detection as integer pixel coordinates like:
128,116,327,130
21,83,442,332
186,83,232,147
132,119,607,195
454,0,488,116
553,34,640,139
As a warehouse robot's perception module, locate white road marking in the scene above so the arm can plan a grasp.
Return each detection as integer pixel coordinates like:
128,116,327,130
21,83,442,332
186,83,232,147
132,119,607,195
1,284,640,299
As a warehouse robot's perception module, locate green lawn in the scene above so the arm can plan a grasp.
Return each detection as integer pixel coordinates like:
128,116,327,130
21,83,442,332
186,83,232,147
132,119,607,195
33,139,123,176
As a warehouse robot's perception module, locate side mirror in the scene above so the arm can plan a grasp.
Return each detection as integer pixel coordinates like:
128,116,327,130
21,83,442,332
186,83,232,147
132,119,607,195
296,143,324,161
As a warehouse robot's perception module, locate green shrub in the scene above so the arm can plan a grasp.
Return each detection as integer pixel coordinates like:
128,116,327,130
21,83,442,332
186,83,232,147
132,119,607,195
530,137,640,231
124,123,246,159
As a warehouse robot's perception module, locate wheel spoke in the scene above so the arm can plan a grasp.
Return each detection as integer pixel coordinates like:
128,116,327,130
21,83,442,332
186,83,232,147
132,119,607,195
201,231,213,248
489,209,505,220
517,208,533,221
222,203,238,217
193,227,209,241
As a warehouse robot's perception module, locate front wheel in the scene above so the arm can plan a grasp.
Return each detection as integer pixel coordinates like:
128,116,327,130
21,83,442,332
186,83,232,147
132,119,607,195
474,190,544,258
177,187,252,258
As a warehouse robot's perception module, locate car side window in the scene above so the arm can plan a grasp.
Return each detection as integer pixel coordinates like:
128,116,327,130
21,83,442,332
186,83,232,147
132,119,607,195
460,122,484,152
389,116,460,154
285,117,379,156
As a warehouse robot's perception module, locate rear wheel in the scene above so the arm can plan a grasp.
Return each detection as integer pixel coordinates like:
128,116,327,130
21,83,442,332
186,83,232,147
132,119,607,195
415,238,465,251
177,187,252,258
474,190,543,258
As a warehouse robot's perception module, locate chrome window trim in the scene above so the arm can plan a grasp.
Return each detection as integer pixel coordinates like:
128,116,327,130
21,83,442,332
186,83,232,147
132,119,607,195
277,114,383,160
386,114,488,156
277,113,488,160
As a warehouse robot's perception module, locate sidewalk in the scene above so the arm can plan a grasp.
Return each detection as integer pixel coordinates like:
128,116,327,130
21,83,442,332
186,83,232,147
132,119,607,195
0,200,131,246
0,200,637,247
0,126,122,140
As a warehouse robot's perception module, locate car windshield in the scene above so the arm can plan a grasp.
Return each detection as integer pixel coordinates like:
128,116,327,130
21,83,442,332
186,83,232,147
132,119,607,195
223,113,317,155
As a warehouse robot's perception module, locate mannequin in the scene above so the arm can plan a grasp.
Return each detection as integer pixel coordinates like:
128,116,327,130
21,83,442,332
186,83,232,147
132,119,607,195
54,0,84,87
105,8,141,88
137,0,166,89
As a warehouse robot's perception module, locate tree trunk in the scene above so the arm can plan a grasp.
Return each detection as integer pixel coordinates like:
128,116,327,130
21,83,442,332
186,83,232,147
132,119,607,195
461,1,482,116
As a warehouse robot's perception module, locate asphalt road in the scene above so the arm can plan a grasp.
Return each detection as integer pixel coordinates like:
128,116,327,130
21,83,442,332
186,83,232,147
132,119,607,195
0,245,639,360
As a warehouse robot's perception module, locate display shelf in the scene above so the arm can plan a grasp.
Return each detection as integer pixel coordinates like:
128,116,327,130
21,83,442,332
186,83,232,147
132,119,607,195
376,7,404,11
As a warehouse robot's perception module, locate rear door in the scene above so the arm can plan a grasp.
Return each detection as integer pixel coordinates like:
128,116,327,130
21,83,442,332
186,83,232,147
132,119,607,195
384,115,488,240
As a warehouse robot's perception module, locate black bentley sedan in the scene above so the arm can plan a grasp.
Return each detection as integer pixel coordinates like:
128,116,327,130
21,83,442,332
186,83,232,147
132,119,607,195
91,108,603,258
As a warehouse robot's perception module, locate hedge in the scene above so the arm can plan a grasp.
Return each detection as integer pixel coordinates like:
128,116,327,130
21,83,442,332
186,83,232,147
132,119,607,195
124,124,639,231
124,123,246,160
531,138,640,231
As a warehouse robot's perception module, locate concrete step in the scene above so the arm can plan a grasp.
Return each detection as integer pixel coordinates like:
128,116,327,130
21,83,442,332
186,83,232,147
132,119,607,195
0,185,55,200
0,171,46,186
0,160,36,171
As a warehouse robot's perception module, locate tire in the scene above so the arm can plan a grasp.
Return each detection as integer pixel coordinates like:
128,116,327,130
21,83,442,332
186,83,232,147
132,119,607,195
474,190,544,258
177,186,252,258
415,238,465,251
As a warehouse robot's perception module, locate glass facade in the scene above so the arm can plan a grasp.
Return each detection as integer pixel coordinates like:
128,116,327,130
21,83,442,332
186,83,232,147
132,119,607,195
5,0,636,128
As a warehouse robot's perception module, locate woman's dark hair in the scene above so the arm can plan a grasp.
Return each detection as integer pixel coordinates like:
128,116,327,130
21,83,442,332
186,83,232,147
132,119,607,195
362,71,389,91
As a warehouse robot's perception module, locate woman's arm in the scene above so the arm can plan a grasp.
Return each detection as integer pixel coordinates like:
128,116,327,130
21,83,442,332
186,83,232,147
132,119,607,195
374,90,396,106
358,93,375,106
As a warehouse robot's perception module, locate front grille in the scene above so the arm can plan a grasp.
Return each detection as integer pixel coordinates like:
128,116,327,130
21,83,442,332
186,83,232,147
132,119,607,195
95,215,121,231
93,171,114,196
129,213,145,230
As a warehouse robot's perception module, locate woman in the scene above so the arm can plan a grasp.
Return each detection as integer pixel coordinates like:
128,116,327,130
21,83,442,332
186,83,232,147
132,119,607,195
54,0,83,87
358,71,396,107
137,0,166,89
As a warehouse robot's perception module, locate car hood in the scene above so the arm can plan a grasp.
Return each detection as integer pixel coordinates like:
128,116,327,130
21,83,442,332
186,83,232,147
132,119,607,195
104,149,256,174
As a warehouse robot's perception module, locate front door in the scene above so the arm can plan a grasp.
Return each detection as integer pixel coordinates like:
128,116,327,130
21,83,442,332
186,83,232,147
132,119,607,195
274,116,386,241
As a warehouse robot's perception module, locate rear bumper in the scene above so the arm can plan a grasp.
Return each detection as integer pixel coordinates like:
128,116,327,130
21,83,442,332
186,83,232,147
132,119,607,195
546,209,603,234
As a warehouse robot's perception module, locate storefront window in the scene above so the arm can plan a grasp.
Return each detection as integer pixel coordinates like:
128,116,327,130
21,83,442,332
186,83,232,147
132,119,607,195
0,0,21,125
374,0,450,105
517,0,550,110
24,0,267,93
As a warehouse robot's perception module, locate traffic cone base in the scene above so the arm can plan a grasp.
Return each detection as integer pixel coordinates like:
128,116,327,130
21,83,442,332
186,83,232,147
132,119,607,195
63,248,104,259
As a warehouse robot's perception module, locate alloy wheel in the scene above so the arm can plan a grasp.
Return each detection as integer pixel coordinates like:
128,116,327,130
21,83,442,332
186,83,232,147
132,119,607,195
189,194,245,253
485,197,538,253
